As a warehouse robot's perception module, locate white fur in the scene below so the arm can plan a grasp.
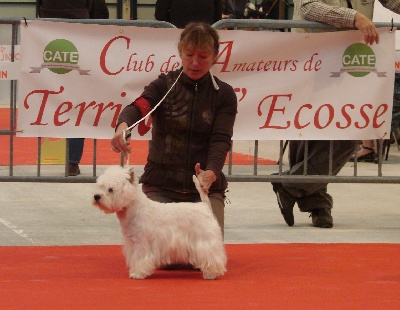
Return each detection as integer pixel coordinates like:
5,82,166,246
92,166,227,280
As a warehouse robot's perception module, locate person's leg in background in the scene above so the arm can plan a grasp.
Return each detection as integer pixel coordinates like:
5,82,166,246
68,138,84,176
273,140,355,228
284,140,355,195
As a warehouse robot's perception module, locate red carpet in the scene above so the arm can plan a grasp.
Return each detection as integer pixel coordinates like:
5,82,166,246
0,108,277,166
1,244,399,309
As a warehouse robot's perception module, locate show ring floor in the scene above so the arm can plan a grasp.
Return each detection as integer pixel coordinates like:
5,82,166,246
1,244,400,309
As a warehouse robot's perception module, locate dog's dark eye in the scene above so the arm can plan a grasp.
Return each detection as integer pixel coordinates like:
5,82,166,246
108,188,114,193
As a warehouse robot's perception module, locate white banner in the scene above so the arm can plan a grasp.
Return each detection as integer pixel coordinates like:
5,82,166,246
0,61,20,80
17,21,395,140
395,50,400,73
1,45,20,105
0,45,21,80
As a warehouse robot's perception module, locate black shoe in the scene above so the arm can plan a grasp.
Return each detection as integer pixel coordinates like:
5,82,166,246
311,208,333,228
68,163,80,176
349,146,375,162
271,180,295,226
349,152,375,162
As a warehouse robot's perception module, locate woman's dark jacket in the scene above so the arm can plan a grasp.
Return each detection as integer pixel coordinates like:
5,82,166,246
37,0,109,19
155,0,222,28
118,69,237,194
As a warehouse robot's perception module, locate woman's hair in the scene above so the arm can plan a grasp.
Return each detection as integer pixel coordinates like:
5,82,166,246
178,22,219,56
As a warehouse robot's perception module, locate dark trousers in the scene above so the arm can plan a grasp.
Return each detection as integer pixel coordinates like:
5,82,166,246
68,138,84,164
281,140,355,211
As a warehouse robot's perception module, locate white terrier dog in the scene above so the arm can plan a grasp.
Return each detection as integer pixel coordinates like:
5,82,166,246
92,166,227,280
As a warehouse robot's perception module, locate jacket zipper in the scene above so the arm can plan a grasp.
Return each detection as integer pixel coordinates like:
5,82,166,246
183,82,198,190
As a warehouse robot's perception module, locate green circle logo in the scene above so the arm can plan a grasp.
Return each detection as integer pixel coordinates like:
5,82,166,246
43,39,79,74
342,43,376,77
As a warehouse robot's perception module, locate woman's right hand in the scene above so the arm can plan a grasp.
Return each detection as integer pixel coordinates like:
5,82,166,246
354,12,379,45
111,122,131,156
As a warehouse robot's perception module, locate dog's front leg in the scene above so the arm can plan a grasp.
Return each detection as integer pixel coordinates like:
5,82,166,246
129,269,151,280
128,256,156,279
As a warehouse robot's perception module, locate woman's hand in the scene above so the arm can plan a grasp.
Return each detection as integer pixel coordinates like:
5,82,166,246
195,163,217,194
354,12,379,45
111,122,131,156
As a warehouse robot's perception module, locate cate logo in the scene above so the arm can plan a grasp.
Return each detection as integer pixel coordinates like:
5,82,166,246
30,39,90,75
331,43,386,78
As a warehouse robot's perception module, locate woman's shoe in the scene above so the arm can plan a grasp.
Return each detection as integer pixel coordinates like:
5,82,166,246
349,146,375,162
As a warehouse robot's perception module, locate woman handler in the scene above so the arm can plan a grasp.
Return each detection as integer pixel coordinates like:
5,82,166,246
111,22,238,233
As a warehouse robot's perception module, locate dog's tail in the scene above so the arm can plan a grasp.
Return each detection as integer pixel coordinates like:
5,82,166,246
192,175,211,208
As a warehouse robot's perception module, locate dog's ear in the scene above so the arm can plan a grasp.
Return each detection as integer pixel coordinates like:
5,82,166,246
127,166,135,184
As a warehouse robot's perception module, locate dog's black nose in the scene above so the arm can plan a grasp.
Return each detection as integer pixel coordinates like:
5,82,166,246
94,194,101,201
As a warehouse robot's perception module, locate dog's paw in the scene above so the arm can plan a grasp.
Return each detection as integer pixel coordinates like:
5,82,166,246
201,265,226,280
129,268,154,279
129,272,148,280
202,270,225,280
202,273,217,280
